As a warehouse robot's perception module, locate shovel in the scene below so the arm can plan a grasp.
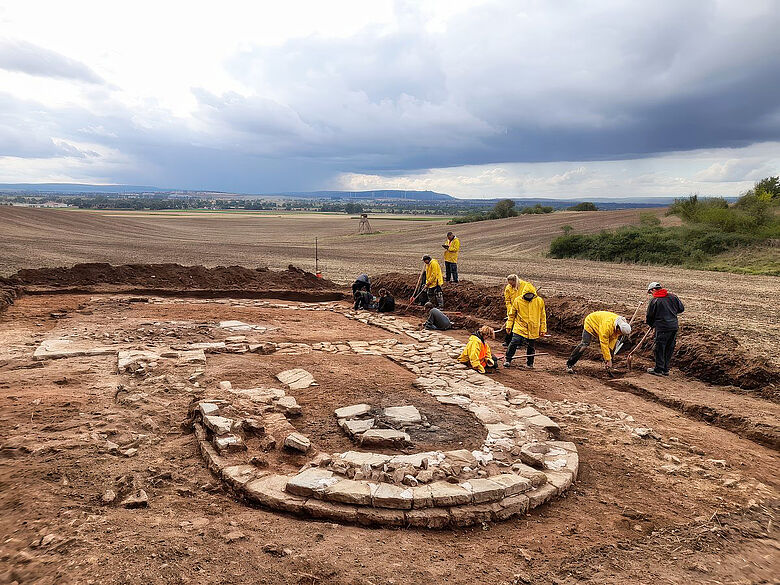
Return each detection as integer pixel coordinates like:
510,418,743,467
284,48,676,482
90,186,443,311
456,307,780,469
626,327,654,371
614,301,643,356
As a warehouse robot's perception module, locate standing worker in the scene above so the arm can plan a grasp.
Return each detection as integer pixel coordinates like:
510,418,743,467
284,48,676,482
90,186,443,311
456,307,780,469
645,282,684,376
503,274,524,346
566,311,631,373
420,255,444,308
504,283,546,369
442,231,460,283
458,326,498,374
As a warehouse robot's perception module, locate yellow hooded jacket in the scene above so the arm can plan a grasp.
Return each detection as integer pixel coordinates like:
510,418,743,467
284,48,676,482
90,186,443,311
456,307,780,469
425,259,444,288
503,282,525,331
583,311,621,361
443,237,460,263
508,283,547,339
458,333,493,373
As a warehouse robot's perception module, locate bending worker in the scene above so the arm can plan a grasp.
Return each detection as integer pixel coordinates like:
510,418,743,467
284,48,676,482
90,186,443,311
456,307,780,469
421,254,444,308
351,274,372,310
502,274,524,346
566,311,631,373
504,282,546,369
458,325,498,374
645,281,684,376
422,302,451,330
442,231,460,283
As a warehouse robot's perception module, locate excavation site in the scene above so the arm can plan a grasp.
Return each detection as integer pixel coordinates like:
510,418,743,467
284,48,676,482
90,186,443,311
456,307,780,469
0,264,777,584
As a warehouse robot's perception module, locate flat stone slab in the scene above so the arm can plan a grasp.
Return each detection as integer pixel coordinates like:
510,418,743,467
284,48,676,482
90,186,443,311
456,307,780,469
33,339,116,361
383,406,422,426
334,404,372,419
360,429,411,448
372,483,413,509
245,475,307,514
117,350,162,372
339,451,390,467
286,468,339,497
428,482,471,506
197,402,220,417
284,432,311,452
275,395,302,416
340,418,375,436
177,349,206,364
227,387,285,404
324,480,373,506
219,320,267,332
214,434,247,454
203,415,234,436
277,369,317,390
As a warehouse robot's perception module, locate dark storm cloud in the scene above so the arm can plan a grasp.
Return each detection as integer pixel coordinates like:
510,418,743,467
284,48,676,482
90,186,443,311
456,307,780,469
1,0,779,191
0,39,104,84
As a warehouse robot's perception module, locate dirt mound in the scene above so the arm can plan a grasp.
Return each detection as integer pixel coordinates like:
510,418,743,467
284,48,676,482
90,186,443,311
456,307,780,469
4,262,336,290
373,272,780,393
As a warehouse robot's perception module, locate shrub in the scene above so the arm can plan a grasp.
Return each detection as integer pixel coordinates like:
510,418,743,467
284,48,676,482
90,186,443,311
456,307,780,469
519,203,554,214
566,202,598,211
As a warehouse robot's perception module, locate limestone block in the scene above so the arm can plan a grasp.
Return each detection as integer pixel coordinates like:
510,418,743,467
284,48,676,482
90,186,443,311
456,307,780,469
303,499,358,522
286,468,339,497
490,474,532,496
33,339,116,361
443,449,478,467
324,479,373,506
334,404,372,419
356,506,406,527
118,350,162,373
462,478,505,504
203,415,234,436
244,475,307,514
276,368,316,390
405,507,451,529
339,451,390,468
339,418,375,436
198,402,220,417
494,494,530,520
360,429,411,448
284,432,311,453
525,414,561,436
543,470,574,494
178,349,206,365
411,485,434,509
372,483,413,509
383,405,422,426
511,463,548,488
221,464,261,489
449,503,501,527
213,434,247,454
526,483,558,509
428,482,472,507
275,395,302,416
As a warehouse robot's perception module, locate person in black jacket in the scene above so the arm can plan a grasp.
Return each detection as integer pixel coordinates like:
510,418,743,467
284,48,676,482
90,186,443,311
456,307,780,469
352,274,372,310
645,282,684,376
377,288,395,313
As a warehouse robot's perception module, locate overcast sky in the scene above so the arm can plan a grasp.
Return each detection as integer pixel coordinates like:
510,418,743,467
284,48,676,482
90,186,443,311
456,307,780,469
1,0,778,198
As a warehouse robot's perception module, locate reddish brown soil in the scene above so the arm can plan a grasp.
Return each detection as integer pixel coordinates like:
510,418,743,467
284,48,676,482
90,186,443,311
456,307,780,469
0,294,778,585
374,273,780,395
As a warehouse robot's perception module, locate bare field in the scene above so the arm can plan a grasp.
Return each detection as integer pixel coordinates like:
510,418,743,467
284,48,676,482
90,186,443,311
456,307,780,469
1,206,778,364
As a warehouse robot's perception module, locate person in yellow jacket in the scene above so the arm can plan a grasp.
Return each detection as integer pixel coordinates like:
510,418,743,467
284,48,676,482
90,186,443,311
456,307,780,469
421,254,444,308
441,231,460,283
503,282,546,368
566,311,631,373
502,274,525,346
458,326,497,374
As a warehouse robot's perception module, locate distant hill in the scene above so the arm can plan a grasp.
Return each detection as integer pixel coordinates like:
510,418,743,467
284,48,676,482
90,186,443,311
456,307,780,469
267,190,454,201
0,183,171,194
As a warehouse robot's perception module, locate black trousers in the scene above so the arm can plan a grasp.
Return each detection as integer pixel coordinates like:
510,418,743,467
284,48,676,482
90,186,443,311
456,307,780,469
566,330,594,368
426,285,444,308
445,261,459,282
505,333,536,365
653,329,678,373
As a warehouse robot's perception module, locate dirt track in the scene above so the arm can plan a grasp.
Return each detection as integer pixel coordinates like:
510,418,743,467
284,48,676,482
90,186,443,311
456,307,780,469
2,206,778,366
0,293,778,585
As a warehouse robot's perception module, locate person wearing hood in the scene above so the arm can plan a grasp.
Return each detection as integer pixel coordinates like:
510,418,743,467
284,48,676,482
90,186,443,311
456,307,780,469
419,255,444,308
458,326,497,374
376,288,395,313
566,311,631,373
504,282,546,368
351,274,372,310
645,282,684,376
442,231,460,283
502,274,525,346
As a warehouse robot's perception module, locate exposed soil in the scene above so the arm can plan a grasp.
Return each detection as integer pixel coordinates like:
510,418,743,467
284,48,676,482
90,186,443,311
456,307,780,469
0,293,778,585
374,272,780,395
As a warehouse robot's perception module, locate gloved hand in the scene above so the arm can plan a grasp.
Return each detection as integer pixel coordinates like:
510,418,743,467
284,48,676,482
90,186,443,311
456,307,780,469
486,357,495,367
477,366,485,374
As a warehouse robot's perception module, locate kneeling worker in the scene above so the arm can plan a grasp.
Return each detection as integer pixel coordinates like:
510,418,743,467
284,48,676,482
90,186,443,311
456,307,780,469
458,325,498,374
422,302,451,330
566,311,631,373
504,283,546,369
377,288,395,313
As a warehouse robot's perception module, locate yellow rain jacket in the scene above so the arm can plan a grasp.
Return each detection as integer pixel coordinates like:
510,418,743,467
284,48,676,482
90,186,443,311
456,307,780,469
443,237,460,263
458,333,493,374
425,259,444,288
503,282,525,331
583,311,621,361
508,283,547,339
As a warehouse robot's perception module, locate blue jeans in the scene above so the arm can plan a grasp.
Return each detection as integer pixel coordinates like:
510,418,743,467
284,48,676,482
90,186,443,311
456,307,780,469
445,261,458,283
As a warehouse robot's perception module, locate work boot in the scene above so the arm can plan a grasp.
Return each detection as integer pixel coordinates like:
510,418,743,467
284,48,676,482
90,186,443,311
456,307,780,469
566,366,575,374
524,364,534,369
647,368,663,376
503,361,511,368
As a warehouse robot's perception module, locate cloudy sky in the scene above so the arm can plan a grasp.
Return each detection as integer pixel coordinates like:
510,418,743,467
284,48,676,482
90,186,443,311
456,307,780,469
1,0,778,198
